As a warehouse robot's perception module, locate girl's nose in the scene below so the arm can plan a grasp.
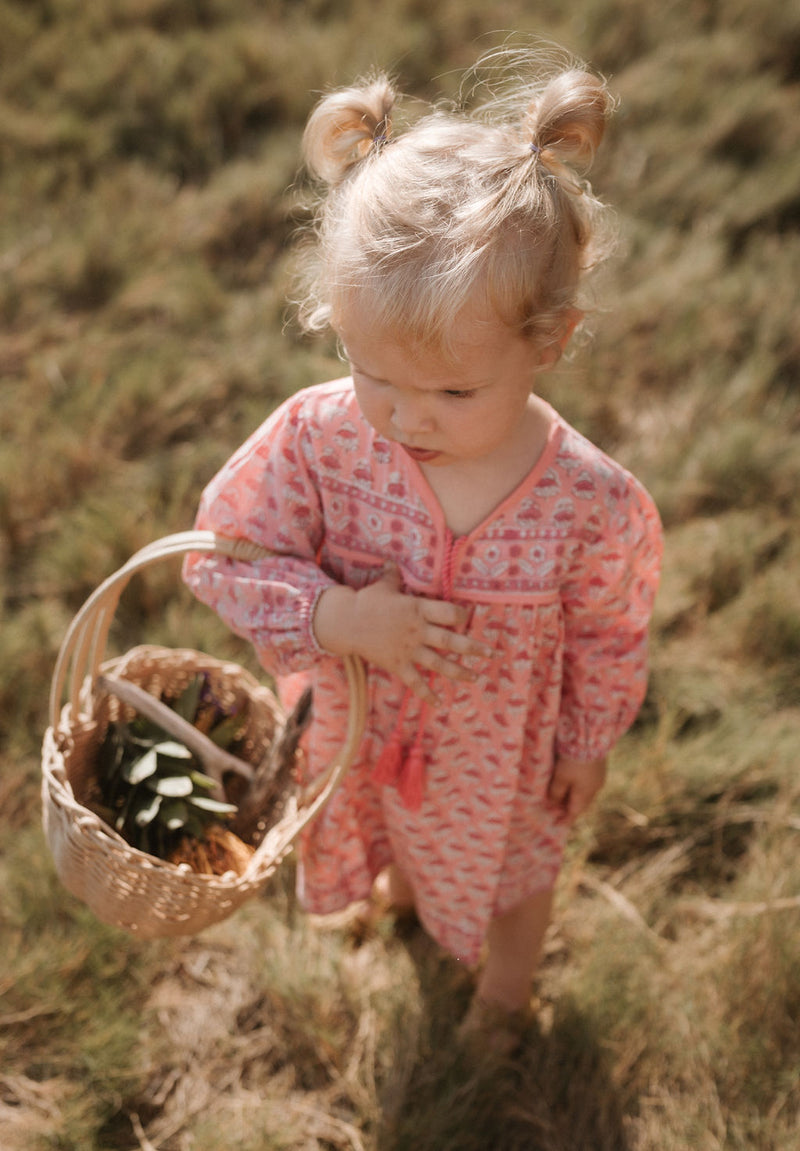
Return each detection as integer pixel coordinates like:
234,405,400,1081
391,394,433,436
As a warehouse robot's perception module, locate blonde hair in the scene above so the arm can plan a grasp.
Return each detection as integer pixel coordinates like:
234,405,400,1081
296,47,615,353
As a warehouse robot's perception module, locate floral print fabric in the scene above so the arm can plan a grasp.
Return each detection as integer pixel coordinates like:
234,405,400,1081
184,379,662,963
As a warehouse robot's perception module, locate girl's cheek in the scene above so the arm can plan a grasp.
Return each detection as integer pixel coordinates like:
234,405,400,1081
353,384,379,424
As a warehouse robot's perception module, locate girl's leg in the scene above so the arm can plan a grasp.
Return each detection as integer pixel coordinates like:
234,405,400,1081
475,886,554,1011
373,862,416,911
309,864,415,934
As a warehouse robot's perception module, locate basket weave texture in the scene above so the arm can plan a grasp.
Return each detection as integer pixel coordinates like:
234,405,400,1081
41,532,366,939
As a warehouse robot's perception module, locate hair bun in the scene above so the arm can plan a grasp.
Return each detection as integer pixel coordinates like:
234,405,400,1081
528,68,612,172
302,77,396,186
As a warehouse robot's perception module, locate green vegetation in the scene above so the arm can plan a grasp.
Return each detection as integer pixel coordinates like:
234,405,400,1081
1,0,799,1147
93,675,242,860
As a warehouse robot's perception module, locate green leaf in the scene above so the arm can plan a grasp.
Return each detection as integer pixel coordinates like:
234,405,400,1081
97,730,125,779
184,813,207,839
188,795,238,815
126,717,166,745
160,799,189,830
149,774,194,798
154,740,193,760
207,714,243,749
189,770,219,792
171,675,204,723
123,748,159,785
134,792,162,826
115,788,136,833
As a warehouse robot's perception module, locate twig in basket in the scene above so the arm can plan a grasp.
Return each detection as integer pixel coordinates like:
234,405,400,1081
232,686,313,844
96,675,255,799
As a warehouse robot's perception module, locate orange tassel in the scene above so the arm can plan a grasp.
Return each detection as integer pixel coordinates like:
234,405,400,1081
399,739,426,811
374,692,411,786
373,695,427,809
373,732,404,785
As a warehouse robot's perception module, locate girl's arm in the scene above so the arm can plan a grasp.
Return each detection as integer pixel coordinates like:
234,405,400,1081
183,397,338,676
184,394,494,690
557,477,662,764
547,755,607,825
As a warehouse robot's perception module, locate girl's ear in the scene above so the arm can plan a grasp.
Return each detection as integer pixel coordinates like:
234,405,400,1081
537,308,584,367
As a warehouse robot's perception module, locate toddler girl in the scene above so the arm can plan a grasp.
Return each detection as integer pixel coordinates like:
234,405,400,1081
184,48,662,1046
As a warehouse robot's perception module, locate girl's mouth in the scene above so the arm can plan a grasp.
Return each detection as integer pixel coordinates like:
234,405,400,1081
401,445,441,463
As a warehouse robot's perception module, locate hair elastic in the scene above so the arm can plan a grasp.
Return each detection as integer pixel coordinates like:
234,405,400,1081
530,141,541,154
373,117,390,148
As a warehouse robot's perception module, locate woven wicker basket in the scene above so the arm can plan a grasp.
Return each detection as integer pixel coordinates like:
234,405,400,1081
41,530,366,938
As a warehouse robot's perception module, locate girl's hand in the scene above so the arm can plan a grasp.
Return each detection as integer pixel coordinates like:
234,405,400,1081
313,565,495,703
547,755,607,826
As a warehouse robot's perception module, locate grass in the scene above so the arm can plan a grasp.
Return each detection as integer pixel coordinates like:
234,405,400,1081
1,0,800,1147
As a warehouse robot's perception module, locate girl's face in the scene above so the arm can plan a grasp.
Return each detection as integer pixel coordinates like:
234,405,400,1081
338,304,549,473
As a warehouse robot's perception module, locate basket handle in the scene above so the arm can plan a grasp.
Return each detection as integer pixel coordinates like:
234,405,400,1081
47,529,369,887
48,531,366,745
49,532,267,729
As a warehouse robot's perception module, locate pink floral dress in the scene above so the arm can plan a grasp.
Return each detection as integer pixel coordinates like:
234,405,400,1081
183,378,662,964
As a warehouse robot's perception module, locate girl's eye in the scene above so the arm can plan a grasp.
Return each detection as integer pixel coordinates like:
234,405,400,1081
443,389,475,400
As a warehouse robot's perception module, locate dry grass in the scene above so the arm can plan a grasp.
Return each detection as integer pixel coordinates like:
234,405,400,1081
2,0,800,1147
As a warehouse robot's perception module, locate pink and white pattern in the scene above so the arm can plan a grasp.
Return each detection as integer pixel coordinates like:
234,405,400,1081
184,379,662,964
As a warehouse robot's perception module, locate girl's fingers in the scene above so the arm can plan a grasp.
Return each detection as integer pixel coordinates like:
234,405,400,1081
421,598,470,630
425,623,495,660
400,665,440,705
413,646,483,686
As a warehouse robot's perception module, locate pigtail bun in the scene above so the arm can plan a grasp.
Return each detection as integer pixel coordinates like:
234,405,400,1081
528,68,612,172
303,77,396,186
295,45,618,348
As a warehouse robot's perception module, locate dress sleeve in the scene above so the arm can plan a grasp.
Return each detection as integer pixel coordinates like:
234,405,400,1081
556,474,662,761
182,393,338,676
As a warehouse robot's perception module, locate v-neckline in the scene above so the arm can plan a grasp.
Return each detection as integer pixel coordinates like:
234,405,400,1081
393,402,565,541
